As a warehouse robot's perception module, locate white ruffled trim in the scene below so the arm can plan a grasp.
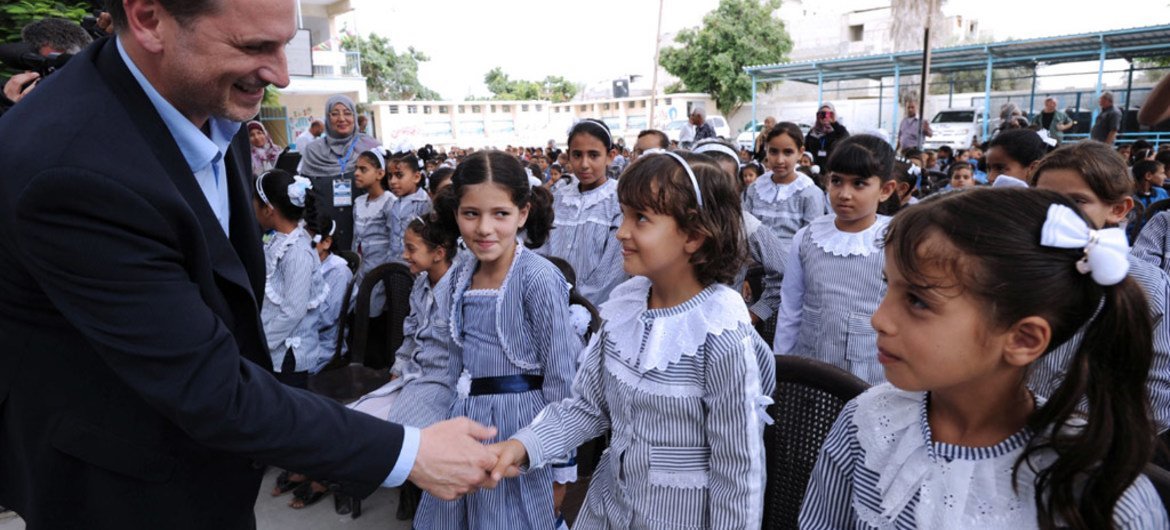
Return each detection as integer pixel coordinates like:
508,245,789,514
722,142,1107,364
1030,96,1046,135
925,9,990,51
753,173,816,204
263,227,306,305
852,385,1049,528
555,178,617,212
568,304,591,338
599,277,748,373
808,214,890,257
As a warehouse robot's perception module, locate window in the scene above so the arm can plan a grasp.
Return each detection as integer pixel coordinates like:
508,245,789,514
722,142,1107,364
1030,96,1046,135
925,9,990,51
407,105,417,114
664,98,672,105
579,105,588,112
438,105,449,113
423,106,432,114
458,105,465,113
536,104,543,112
849,24,864,42
603,103,610,110
502,105,512,112
472,105,482,113
389,105,399,114
490,105,497,113
521,104,529,112
640,101,647,108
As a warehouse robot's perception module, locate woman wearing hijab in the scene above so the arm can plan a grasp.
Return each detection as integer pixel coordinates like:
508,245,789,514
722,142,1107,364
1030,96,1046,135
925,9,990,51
299,95,381,251
248,121,283,176
803,102,850,170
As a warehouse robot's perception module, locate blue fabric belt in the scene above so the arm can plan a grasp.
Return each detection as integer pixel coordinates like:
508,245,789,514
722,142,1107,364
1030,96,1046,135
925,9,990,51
469,374,543,396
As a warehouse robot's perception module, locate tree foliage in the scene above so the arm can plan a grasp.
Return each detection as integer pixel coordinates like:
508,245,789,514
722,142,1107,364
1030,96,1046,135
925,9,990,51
482,67,579,102
0,0,89,44
341,33,440,101
659,0,792,116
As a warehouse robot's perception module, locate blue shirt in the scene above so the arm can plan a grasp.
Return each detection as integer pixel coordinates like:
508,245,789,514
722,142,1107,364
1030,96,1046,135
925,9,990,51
116,38,235,236
116,39,420,487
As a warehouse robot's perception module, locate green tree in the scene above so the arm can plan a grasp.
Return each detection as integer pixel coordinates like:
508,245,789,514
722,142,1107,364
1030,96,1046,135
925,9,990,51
658,0,792,116
483,67,579,102
340,33,440,101
0,0,89,44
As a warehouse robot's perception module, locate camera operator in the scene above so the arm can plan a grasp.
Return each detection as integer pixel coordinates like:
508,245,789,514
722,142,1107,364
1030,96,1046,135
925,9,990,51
1,17,92,114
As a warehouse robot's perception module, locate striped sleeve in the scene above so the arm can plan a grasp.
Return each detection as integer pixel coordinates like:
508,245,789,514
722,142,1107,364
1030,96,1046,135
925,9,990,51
1113,475,1170,529
798,400,861,529
512,333,611,469
1129,258,1170,433
748,222,787,321
705,330,768,529
800,186,826,228
775,227,809,355
1133,211,1170,273
524,263,580,404
577,210,627,306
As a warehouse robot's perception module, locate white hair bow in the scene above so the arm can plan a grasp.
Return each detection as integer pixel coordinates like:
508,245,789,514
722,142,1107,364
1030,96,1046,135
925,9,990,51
287,176,313,208
1040,204,1130,286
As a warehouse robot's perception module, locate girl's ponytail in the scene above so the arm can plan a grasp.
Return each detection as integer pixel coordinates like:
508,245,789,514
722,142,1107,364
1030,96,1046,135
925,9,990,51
522,185,555,249
1026,277,1155,529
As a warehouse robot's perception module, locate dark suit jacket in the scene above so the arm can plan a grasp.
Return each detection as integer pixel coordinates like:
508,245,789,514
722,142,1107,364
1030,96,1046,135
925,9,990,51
0,37,405,529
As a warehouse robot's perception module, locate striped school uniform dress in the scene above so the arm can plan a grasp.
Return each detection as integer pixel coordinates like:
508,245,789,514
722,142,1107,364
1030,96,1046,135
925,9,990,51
351,191,396,317
774,214,890,385
387,187,432,265
734,211,787,322
1133,211,1170,274
512,277,776,529
315,253,352,362
260,227,329,373
347,268,456,427
414,245,580,530
799,384,1169,529
1029,254,1170,433
742,173,825,253
541,178,626,306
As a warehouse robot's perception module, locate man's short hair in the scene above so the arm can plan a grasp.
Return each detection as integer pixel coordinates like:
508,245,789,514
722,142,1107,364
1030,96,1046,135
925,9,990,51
106,0,221,33
1101,91,1115,103
691,107,705,118
22,18,92,54
637,129,669,149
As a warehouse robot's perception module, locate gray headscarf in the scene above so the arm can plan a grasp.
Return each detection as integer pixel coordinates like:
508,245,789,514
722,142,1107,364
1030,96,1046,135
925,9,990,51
299,94,380,177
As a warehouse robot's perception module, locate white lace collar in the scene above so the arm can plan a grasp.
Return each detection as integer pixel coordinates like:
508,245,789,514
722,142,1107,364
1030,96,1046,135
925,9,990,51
599,277,748,373
558,178,618,212
808,214,890,257
753,172,815,204
852,384,1051,529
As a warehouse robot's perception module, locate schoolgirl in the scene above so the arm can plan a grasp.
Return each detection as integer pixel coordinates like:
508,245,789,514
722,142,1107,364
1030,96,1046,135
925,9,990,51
387,152,433,265
309,215,351,363
773,134,897,385
350,148,396,368
743,122,826,251
492,150,775,529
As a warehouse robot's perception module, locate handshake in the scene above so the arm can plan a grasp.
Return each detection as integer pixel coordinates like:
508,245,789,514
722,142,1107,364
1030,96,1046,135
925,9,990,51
406,417,533,500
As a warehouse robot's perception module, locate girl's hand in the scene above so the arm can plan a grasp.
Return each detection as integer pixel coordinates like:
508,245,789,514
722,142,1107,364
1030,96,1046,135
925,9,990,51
487,440,528,481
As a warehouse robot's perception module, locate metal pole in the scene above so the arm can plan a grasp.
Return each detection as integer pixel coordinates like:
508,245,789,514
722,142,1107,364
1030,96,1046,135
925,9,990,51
752,76,758,130
817,69,824,108
1028,64,1038,116
916,1,934,149
1091,36,1106,129
983,50,993,142
949,76,954,108
648,0,664,129
893,62,901,140
878,80,884,129
1125,60,1135,119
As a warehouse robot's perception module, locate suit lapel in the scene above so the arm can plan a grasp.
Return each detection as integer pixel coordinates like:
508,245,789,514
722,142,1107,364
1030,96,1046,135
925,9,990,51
94,39,258,303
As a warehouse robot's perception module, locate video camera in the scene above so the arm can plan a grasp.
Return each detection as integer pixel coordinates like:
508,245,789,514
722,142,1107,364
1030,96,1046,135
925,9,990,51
0,43,72,78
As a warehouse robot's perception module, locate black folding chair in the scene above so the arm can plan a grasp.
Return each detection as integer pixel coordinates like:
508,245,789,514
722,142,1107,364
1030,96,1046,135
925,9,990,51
763,355,869,530
745,264,778,344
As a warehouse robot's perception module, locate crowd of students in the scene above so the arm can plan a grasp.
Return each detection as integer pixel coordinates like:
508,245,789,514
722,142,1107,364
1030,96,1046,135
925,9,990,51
252,94,1170,528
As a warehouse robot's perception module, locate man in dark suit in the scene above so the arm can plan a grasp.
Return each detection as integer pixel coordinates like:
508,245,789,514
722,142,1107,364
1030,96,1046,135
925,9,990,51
0,0,498,528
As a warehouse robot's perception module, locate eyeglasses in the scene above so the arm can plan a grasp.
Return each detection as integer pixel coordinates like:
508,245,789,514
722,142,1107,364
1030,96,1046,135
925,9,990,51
817,111,834,118
329,110,354,118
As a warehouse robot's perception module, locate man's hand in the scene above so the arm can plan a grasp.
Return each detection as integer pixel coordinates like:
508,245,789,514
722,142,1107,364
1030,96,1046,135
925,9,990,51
4,72,39,104
487,439,528,482
408,418,498,501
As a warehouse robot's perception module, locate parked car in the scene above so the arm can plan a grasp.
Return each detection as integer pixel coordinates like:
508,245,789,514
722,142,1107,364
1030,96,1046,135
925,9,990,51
924,108,997,150
736,121,812,152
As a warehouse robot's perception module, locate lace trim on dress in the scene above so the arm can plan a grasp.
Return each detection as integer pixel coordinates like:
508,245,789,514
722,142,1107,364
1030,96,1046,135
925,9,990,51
598,277,748,373
263,228,303,305
448,240,541,370
753,173,815,204
808,214,890,257
851,384,1050,529
555,178,618,213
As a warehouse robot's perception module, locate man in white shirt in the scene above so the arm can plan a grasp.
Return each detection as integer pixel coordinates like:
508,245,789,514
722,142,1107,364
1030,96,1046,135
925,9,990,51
294,120,323,150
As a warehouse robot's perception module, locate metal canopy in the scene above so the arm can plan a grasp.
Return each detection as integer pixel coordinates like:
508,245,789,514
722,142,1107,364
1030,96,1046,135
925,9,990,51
745,24,1170,84
744,24,1170,142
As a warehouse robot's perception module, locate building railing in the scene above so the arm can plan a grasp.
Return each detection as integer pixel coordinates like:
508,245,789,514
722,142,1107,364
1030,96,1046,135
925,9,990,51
310,50,362,78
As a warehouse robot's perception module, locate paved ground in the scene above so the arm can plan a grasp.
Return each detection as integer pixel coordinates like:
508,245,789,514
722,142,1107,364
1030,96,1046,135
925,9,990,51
0,468,413,530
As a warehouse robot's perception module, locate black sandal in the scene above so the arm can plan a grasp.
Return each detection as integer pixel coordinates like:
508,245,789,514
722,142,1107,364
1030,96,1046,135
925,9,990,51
290,481,330,509
271,470,304,496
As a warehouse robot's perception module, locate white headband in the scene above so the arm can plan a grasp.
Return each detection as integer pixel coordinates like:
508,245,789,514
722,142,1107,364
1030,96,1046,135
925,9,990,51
363,149,385,169
694,142,740,164
643,148,703,208
1040,204,1130,286
572,120,612,148
255,171,273,206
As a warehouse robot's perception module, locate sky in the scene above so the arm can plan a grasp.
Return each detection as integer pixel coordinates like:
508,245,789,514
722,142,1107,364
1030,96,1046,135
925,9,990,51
343,0,1169,101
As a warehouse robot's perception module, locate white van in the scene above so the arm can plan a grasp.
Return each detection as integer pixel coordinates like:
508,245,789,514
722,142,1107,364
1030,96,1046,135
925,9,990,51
924,108,998,150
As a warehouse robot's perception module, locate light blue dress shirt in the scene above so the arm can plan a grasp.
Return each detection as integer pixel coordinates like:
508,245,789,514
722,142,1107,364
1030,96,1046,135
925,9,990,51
116,38,420,488
116,38,234,236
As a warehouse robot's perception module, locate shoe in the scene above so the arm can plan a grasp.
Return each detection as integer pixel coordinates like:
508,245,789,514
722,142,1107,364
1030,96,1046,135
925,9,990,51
290,481,329,509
